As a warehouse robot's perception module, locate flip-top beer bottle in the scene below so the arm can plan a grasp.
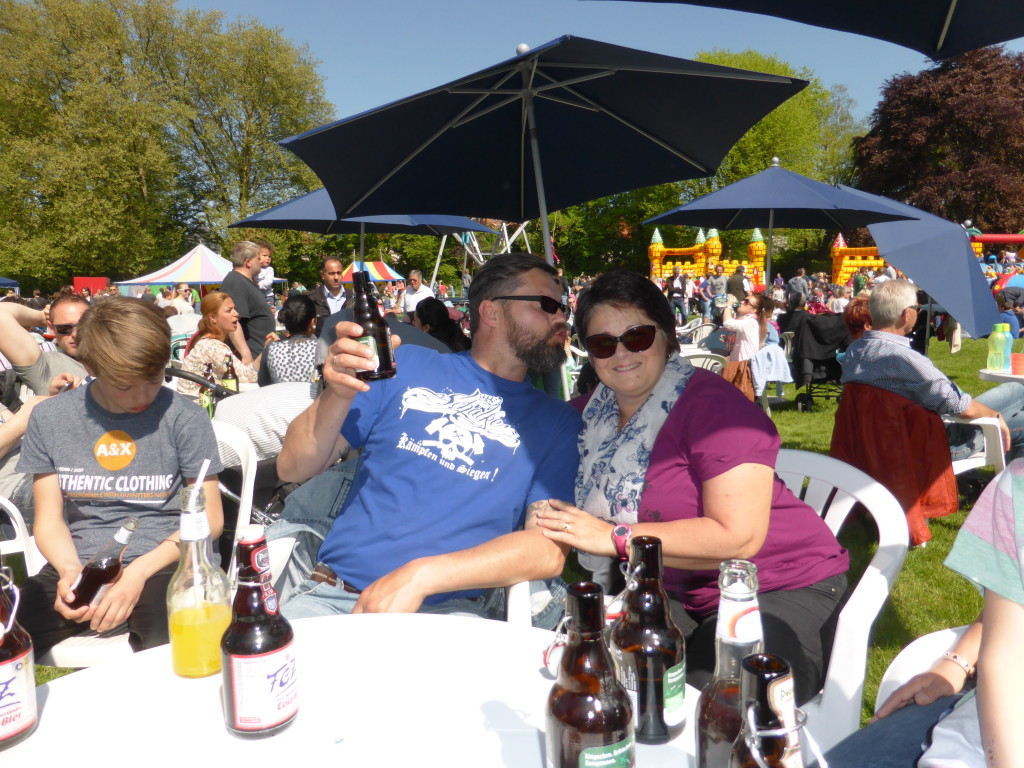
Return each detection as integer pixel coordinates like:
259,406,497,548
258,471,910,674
352,270,396,381
732,653,803,768
67,517,139,609
221,353,238,392
221,524,297,738
0,569,36,750
547,582,634,768
696,560,764,768
609,535,686,744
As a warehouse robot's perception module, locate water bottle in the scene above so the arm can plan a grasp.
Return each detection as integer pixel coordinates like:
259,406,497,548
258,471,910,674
987,323,1005,371
1001,323,1013,370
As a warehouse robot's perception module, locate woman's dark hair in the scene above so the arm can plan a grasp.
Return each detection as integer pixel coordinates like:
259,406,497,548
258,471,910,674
415,297,470,352
575,270,680,353
277,294,316,336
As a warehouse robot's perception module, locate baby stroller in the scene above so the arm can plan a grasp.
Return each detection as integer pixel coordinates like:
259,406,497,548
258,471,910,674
786,311,851,412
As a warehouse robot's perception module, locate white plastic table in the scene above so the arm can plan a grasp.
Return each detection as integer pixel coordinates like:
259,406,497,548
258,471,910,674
979,368,1024,384
13,613,698,766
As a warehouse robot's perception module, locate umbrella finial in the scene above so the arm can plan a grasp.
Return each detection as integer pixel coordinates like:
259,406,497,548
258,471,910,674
516,43,530,55
771,157,781,167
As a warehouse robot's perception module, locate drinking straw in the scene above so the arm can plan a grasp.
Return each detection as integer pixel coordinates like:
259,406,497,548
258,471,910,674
189,458,212,607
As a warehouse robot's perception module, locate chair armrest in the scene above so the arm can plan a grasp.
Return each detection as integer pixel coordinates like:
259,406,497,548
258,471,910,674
941,415,1006,472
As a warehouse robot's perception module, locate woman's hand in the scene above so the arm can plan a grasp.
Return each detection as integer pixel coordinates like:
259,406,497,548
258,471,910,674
535,498,616,557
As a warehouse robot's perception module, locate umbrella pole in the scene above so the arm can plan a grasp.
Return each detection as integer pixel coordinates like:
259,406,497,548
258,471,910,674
429,235,447,291
359,223,365,262
523,86,554,265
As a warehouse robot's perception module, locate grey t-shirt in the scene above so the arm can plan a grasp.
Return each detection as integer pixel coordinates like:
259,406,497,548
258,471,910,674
222,270,275,358
707,274,729,296
17,383,222,563
13,349,87,396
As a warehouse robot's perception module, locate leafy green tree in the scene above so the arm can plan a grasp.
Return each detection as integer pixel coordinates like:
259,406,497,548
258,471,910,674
853,47,1024,232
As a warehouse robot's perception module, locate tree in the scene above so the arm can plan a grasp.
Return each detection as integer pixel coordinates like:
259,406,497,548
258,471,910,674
853,47,1024,232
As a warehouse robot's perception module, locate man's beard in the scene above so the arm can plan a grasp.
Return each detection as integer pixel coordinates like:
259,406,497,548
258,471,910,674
505,312,568,374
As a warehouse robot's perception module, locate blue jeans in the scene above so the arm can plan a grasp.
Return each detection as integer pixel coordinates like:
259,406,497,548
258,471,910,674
812,695,959,768
947,382,1024,462
669,297,687,325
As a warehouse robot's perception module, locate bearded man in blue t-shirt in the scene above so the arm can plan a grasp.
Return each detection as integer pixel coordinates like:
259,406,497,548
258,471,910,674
278,253,582,619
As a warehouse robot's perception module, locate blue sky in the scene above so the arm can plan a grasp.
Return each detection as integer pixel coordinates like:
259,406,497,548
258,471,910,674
177,0,1024,126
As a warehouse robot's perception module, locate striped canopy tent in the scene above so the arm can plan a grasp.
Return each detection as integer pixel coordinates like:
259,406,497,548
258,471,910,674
116,244,232,285
341,260,405,283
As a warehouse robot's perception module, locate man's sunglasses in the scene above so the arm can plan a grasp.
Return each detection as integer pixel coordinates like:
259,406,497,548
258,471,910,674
53,323,79,336
493,295,568,316
585,325,657,359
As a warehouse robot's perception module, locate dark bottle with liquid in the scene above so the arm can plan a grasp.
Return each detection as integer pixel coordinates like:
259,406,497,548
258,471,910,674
546,581,635,768
199,361,217,416
221,353,239,392
731,654,803,768
609,535,686,744
352,270,396,381
221,524,297,738
696,560,763,768
0,569,37,750
67,517,139,609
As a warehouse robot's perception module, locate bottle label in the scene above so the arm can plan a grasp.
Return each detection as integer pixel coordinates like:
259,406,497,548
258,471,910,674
578,736,635,768
0,648,37,743
663,659,686,727
226,641,298,731
357,335,380,372
179,511,210,542
715,596,762,644
767,675,802,768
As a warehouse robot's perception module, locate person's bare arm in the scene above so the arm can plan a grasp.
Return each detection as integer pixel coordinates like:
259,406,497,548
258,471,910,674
872,618,982,720
228,324,254,366
31,473,92,622
0,395,49,456
961,399,1010,452
537,463,773,570
977,590,1024,768
0,305,44,368
353,500,568,614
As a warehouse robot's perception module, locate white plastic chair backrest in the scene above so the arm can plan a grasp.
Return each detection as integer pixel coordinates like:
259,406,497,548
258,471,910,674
689,323,716,344
0,495,46,576
211,420,259,575
680,352,726,374
874,625,970,714
774,449,910,752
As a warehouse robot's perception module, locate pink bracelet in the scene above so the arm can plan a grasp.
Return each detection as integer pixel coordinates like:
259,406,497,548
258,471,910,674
942,651,976,678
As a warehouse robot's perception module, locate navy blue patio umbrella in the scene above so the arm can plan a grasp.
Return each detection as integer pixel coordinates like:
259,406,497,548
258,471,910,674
840,185,1000,339
644,158,917,282
229,188,497,259
279,35,807,264
589,0,1024,59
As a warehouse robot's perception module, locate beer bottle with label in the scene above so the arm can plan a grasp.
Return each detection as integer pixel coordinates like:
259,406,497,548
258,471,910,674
609,535,686,744
221,524,297,738
221,353,238,392
732,653,803,768
696,560,763,768
166,486,231,678
352,270,396,381
547,581,635,768
67,517,140,609
199,361,216,416
0,569,37,750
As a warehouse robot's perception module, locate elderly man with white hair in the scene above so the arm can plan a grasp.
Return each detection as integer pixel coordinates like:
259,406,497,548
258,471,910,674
841,279,1024,463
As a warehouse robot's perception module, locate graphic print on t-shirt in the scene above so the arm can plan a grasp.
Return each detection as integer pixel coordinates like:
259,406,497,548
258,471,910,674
397,387,520,479
54,429,175,503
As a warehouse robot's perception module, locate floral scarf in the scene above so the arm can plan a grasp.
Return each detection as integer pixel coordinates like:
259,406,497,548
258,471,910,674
575,353,694,571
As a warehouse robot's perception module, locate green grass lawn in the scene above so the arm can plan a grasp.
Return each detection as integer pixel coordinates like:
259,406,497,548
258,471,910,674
30,336,1000,724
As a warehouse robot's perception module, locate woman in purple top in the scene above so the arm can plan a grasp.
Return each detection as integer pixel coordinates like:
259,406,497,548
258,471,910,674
537,270,849,704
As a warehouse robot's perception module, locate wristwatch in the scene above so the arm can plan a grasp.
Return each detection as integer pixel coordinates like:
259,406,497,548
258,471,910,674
611,524,632,560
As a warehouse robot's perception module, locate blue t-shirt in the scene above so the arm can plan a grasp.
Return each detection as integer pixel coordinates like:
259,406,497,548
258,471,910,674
318,346,582,603
1000,309,1021,338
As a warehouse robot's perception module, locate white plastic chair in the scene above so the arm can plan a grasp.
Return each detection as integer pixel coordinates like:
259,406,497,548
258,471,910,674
774,449,910,752
941,415,1006,475
874,625,971,714
680,351,726,374
0,495,45,575
688,322,717,345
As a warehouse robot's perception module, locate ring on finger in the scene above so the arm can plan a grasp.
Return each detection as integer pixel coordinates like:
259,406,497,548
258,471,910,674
562,521,571,533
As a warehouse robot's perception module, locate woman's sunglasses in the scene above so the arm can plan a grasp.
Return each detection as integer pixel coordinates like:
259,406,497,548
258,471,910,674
584,325,657,359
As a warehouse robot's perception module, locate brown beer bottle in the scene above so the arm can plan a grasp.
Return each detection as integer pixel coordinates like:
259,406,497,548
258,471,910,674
609,536,686,744
221,353,239,392
67,517,140,609
221,524,297,738
696,560,763,768
199,361,217,416
352,270,396,381
0,569,37,750
731,654,803,768
546,582,635,768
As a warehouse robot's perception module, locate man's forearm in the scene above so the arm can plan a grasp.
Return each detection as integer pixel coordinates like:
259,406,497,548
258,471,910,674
278,388,353,482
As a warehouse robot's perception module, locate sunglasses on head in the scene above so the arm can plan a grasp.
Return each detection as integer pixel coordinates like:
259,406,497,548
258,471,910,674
493,295,568,316
53,323,78,336
585,325,657,359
